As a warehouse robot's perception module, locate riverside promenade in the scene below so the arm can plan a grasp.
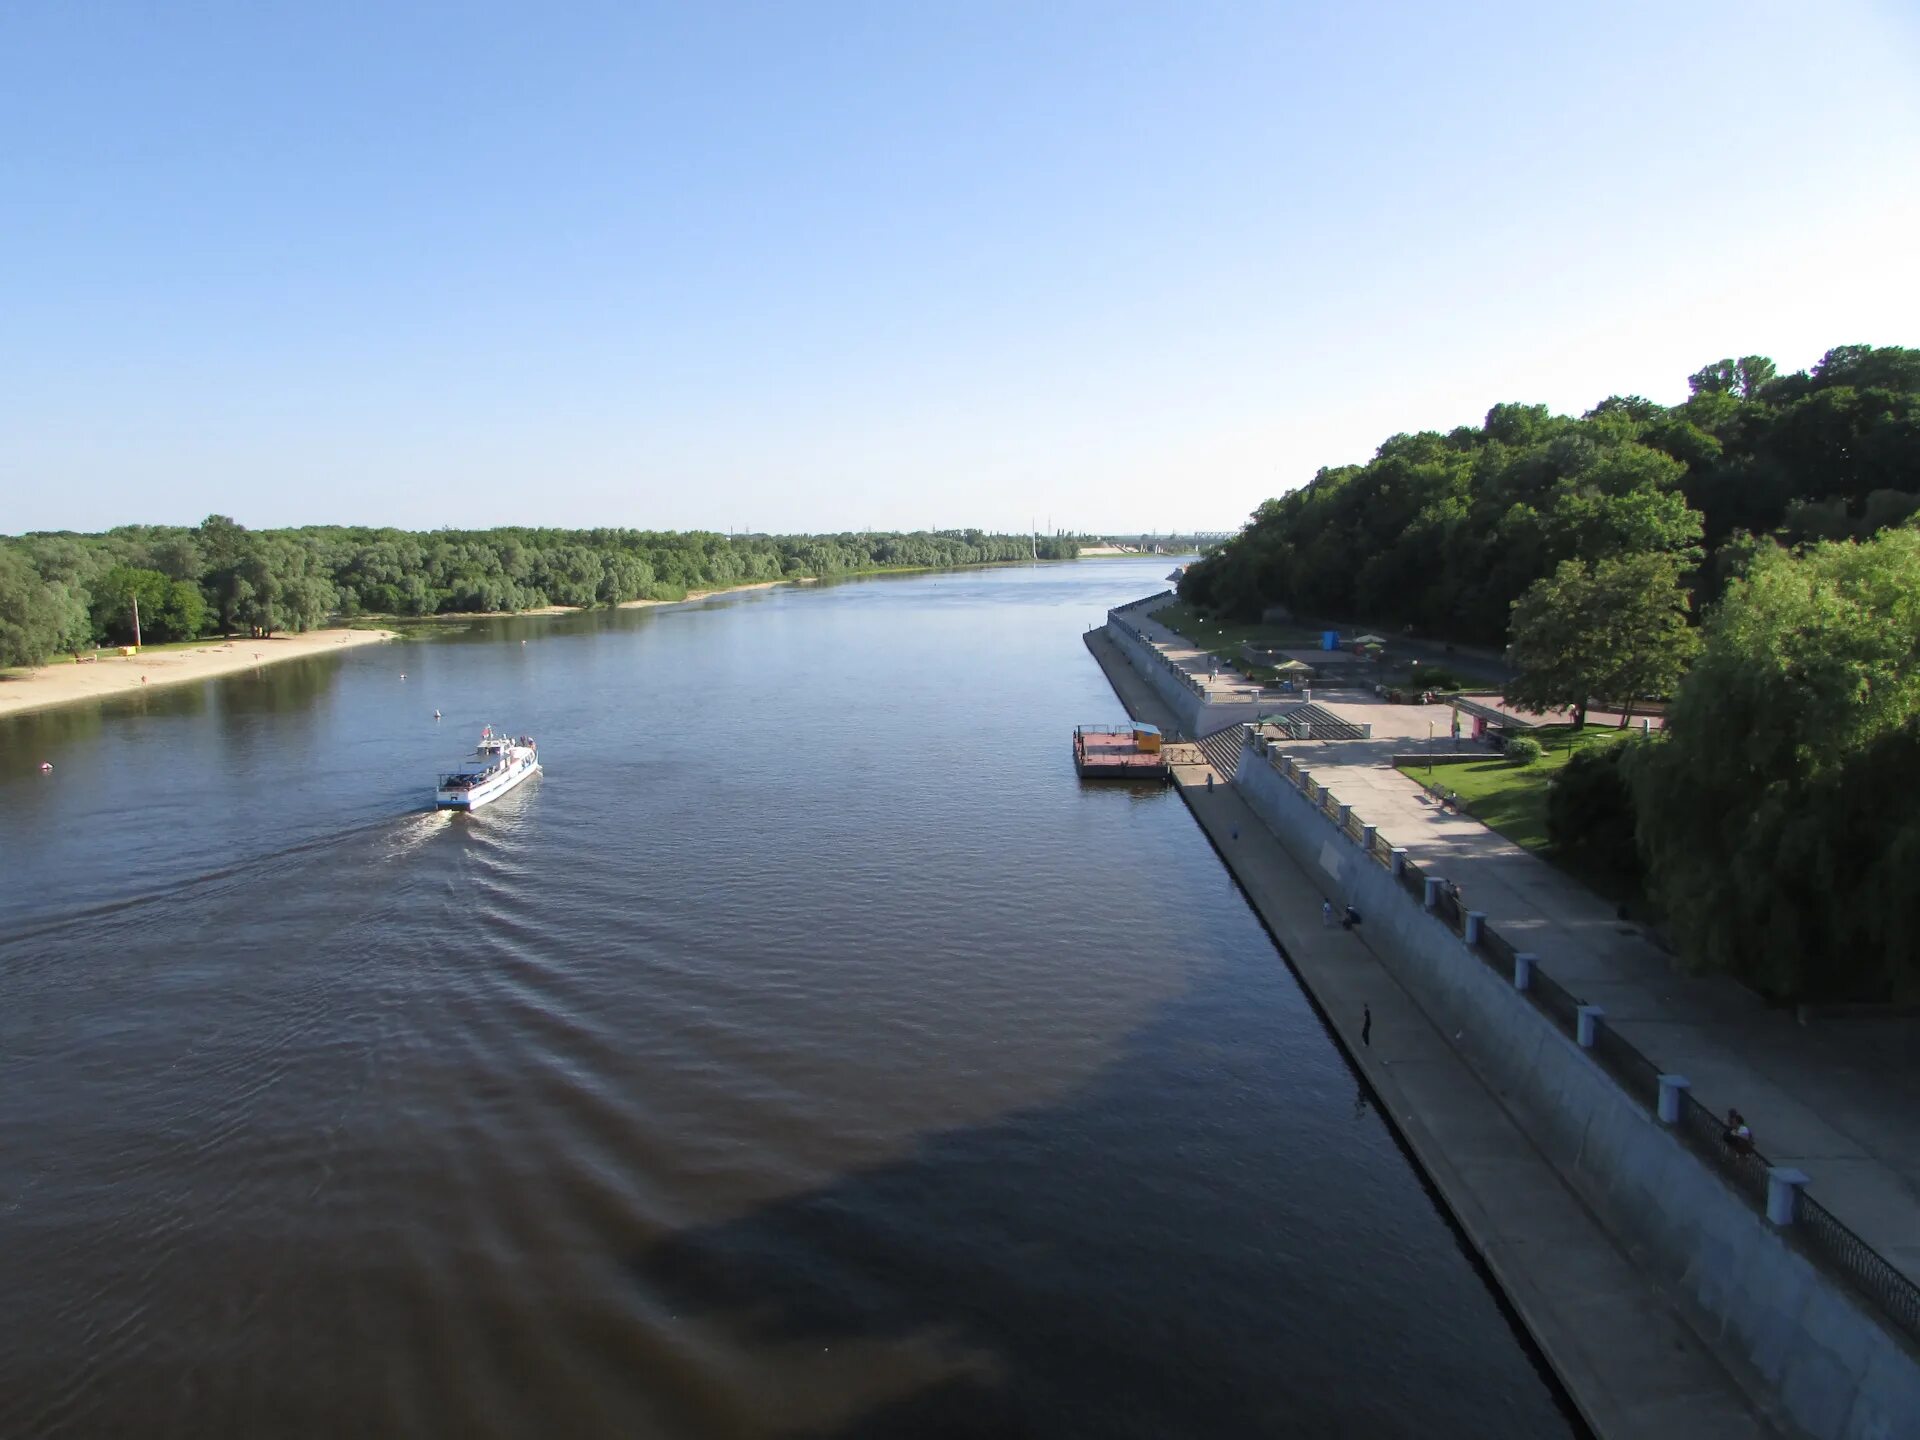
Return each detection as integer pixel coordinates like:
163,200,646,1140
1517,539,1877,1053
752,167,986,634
1250,686,1920,1301
1131,599,1920,1302
1115,603,1272,704
1083,626,1775,1440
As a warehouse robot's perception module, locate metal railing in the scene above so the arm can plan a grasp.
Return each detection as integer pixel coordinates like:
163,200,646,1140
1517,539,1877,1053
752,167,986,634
1799,1198,1920,1336
1104,599,1285,709
1246,728,1920,1345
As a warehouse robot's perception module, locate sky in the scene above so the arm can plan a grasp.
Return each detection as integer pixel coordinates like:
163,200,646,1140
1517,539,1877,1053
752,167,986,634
3,1,1918,538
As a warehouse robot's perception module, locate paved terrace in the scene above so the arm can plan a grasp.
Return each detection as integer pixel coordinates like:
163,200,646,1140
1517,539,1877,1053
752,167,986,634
1263,682,1920,1294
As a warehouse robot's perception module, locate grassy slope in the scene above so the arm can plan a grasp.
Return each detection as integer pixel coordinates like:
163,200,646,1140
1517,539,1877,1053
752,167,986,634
1152,600,1324,652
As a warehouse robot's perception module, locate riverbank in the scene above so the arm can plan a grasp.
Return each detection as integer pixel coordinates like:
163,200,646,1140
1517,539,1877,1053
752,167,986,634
1082,625,1775,1439
0,628,395,720
362,558,1127,629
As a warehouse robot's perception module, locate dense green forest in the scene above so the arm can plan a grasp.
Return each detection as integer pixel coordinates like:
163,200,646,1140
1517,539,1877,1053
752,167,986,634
1179,344,1920,640
1182,342,1920,1002
0,523,1078,664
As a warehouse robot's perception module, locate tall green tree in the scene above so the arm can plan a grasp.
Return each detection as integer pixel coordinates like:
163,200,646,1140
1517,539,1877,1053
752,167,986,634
0,547,90,666
88,567,206,645
1688,355,1776,399
1634,528,1920,999
1506,553,1700,728
197,514,251,633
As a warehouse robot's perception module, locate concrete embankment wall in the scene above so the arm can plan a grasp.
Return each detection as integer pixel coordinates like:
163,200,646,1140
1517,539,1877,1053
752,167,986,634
1233,738,1920,1440
1103,616,1264,738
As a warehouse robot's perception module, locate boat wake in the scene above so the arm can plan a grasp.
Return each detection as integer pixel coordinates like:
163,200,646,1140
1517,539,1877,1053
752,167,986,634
387,809,456,856
2,809,463,952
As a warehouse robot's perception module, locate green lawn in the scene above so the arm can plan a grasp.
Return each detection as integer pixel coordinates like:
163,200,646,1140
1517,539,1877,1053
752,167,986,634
1152,600,1323,654
1396,725,1641,901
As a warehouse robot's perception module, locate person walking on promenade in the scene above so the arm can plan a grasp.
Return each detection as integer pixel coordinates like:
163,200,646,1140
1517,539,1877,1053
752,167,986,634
1361,1004,1372,1046
1323,898,1336,927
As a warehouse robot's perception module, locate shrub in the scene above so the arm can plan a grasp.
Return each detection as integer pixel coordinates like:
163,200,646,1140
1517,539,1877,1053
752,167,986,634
1548,744,1642,882
1504,735,1543,765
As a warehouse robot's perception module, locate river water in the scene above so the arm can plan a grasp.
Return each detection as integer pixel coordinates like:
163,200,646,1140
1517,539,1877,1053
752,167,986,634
0,560,1579,1439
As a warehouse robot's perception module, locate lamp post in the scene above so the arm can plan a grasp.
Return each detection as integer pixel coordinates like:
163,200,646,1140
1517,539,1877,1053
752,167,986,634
1428,719,1435,775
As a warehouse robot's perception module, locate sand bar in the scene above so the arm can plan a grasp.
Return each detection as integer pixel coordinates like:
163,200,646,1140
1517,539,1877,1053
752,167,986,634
617,578,793,608
0,628,395,720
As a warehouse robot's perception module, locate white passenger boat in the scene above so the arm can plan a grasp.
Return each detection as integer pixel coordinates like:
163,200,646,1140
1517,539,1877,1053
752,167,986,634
435,727,540,811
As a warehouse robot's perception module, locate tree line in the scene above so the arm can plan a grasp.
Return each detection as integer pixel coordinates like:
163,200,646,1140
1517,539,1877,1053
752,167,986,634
1181,343,1920,641
0,522,1079,664
1180,343,1920,1002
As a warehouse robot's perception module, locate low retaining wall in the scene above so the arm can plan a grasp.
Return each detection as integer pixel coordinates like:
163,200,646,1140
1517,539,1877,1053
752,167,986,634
1233,734,1920,1440
1113,599,1274,737
1105,618,1205,735
1104,612,1265,738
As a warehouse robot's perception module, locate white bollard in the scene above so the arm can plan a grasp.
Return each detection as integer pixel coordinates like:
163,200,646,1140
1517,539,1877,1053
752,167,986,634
1513,952,1535,991
1657,1074,1690,1125
1767,1168,1810,1226
1576,1005,1604,1048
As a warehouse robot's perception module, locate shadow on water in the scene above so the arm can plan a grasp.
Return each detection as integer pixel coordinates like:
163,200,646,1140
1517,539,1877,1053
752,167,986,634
1076,778,1176,805
211,653,343,720
0,651,343,772
0,704,108,772
629,954,1586,1440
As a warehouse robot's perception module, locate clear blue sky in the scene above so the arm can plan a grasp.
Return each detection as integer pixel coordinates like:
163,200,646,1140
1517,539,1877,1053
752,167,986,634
3,1,1917,536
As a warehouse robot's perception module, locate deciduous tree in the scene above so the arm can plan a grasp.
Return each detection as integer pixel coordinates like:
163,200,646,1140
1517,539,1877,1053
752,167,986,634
1506,553,1700,729
0,548,88,667
1634,528,1920,999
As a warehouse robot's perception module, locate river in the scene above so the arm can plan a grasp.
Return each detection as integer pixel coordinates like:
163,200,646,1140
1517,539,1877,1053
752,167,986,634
0,559,1580,1439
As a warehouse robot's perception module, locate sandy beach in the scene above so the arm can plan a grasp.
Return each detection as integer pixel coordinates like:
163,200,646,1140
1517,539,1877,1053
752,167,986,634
616,578,793,608
0,628,395,720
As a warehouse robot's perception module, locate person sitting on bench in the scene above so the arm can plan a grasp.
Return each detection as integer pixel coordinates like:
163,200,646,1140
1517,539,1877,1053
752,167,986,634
1722,1108,1753,1156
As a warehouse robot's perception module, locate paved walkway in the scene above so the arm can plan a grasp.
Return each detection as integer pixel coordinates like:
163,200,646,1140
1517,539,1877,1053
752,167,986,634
1118,606,1275,706
1083,628,1779,1440
1268,683,1920,1295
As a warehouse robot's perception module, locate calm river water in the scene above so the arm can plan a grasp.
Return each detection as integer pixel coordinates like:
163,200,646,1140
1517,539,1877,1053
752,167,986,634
0,559,1579,1439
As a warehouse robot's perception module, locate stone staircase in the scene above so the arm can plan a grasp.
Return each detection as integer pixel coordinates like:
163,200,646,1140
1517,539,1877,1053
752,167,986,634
1197,728,1245,780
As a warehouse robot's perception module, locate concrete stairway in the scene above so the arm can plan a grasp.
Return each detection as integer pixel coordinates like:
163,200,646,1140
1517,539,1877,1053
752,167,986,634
1197,728,1245,780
